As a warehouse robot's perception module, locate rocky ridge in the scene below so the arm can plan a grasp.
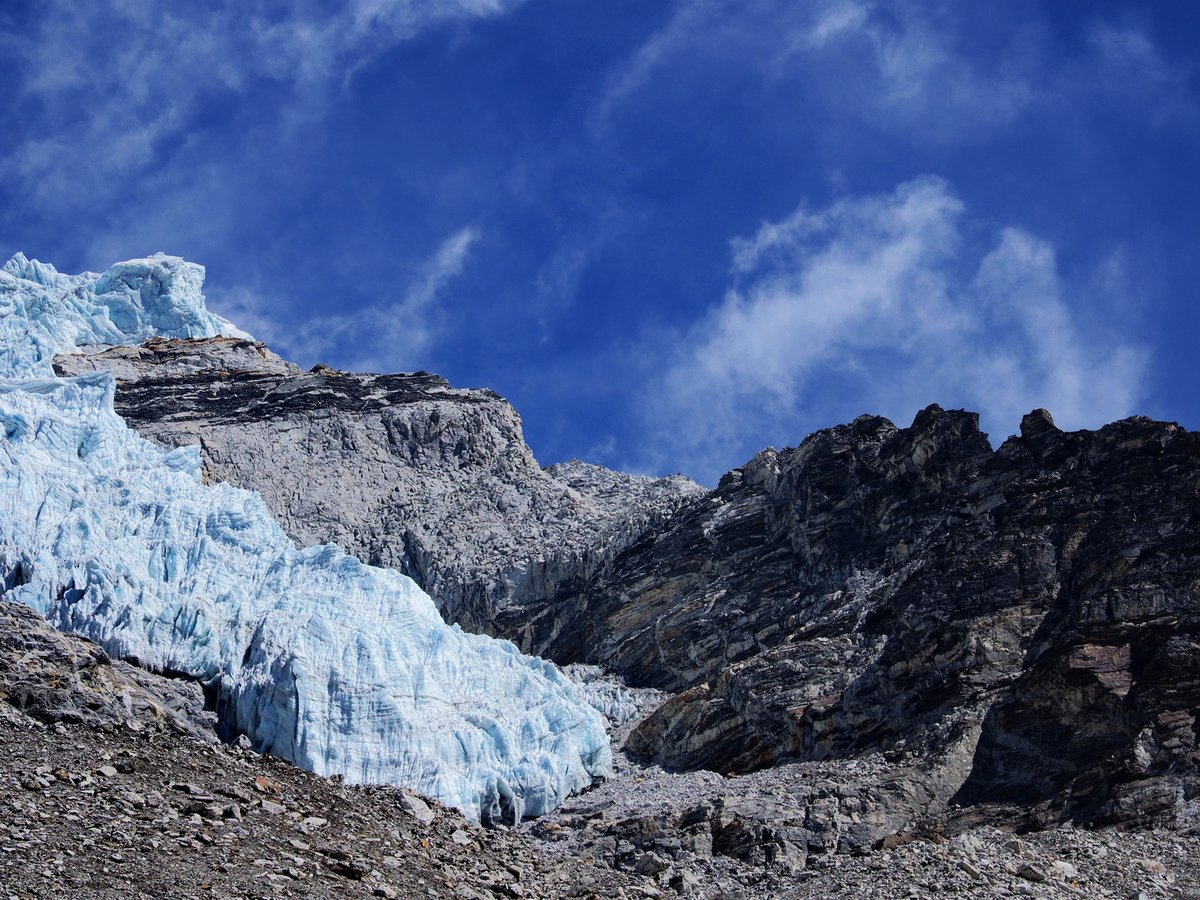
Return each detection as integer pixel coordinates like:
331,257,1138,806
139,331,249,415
48,335,1200,892
520,405,1200,834
54,338,702,633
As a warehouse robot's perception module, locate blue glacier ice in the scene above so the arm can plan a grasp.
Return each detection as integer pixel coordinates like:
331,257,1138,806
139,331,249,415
0,252,611,821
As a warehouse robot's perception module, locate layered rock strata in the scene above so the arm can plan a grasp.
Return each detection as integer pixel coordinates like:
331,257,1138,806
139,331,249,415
55,338,702,633
529,405,1200,830
58,333,1200,833
8,595,1197,899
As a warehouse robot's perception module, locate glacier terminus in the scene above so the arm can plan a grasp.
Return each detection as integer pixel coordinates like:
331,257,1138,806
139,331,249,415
0,252,612,823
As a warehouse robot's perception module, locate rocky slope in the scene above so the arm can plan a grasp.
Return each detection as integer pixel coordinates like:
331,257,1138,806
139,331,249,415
518,405,1200,834
53,335,1200,855
0,599,652,899
55,338,701,633
5,596,1200,899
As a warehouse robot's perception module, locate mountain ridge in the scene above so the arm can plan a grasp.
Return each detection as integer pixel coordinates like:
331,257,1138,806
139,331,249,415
55,336,703,634
8,250,1200,895
60,324,1200,834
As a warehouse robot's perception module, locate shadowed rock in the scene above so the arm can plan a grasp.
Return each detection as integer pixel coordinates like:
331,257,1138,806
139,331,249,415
58,336,1200,833
538,404,1200,830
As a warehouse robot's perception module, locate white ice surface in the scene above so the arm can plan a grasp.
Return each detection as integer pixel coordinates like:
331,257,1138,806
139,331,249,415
0,253,611,821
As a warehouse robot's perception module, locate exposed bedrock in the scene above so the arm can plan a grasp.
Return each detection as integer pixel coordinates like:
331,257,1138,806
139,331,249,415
545,405,1200,829
55,338,703,635
59,338,1200,833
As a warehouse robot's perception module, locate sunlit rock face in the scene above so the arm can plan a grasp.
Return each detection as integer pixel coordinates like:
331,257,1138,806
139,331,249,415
54,338,704,638
0,253,611,823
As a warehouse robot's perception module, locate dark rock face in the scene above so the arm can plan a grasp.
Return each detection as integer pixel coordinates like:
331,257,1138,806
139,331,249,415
0,599,215,738
525,405,1200,829
54,338,1200,834
54,338,702,633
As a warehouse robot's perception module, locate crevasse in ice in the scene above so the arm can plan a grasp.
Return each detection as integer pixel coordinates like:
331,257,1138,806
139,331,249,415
0,252,611,821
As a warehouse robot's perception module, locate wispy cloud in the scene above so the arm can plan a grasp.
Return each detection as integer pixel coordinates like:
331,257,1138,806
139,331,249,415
1,0,529,214
591,0,1193,141
639,177,1146,483
209,227,481,372
0,0,525,356
1074,19,1197,126
589,0,723,133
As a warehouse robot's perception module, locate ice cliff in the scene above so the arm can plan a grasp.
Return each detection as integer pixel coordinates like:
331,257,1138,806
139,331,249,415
0,252,611,821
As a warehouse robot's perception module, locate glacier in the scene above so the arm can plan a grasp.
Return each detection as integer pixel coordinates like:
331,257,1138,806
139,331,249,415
0,252,611,822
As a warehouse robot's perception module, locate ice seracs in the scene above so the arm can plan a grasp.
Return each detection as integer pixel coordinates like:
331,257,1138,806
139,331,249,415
0,253,611,821
0,252,251,377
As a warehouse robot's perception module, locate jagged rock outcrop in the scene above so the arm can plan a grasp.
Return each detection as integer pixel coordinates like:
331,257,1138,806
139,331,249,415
11,596,1194,900
7,255,618,822
518,405,1200,830
54,335,1200,833
54,337,702,632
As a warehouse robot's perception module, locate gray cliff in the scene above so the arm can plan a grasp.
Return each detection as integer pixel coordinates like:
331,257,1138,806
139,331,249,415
54,337,703,633
523,405,1200,832
56,338,1200,841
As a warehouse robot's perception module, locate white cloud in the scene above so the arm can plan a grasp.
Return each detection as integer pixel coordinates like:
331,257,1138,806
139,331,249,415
642,177,1146,483
802,2,871,49
589,0,722,133
527,199,633,330
592,0,1192,142
590,0,1034,138
2,0,529,210
959,228,1145,430
203,285,289,351
208,227,481,373
1074,20,1197,125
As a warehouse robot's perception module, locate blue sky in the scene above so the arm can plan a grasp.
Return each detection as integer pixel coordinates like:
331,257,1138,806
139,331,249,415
1,0,1196,484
